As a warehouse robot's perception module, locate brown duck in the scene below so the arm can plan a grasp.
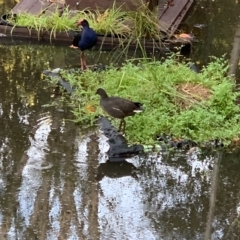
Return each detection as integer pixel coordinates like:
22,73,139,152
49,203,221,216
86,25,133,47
96,88,143,133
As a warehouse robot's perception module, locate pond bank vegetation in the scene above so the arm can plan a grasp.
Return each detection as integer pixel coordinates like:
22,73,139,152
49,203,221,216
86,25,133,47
7,3,166,45
45,54,240,147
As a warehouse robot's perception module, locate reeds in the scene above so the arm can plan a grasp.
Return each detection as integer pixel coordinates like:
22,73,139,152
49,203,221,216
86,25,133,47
8,2,164,54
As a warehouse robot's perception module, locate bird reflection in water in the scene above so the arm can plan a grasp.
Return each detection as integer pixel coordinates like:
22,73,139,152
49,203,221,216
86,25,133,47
96,159,139,181
96,116,143,181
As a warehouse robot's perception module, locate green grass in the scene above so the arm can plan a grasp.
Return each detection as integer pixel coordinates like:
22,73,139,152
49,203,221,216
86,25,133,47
10,7,80,40
8,2,166,60
45,54,240,146
9,2,163,49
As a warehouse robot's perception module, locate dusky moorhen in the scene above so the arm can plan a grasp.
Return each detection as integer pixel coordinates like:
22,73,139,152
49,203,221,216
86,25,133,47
70,19,98,70
96,88,143,133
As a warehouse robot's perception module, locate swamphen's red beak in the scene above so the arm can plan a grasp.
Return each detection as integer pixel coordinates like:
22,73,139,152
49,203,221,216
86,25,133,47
76,19,83,26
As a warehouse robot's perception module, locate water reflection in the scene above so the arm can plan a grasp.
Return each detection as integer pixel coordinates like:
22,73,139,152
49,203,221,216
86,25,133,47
1,1,240,238
18,116,51,226
187,0,240,68
1,43,240,240
96,160,138,181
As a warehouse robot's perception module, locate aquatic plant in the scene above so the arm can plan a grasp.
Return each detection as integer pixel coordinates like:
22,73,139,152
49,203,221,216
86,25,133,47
9,2,164,53
87,3,131,37
10,7,80,40
128,3,163,40
113,2,163,59
46,54,240,146
46,7,80,40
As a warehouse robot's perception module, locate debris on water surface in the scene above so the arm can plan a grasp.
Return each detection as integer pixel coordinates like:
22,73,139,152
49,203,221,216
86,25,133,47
0,33,7,37
174,33,195,42
194,23,207,29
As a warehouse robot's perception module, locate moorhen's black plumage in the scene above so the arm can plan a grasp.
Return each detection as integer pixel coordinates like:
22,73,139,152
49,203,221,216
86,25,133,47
96,88,143,133
70,19,98,70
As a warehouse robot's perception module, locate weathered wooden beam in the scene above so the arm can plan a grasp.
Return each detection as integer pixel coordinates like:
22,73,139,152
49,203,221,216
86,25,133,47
0,25,189,51
159,0,194,37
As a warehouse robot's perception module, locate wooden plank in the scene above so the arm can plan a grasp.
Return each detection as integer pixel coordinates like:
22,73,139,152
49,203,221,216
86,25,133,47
169,0,194,36
9,0,193,40
160,0,189,26
11,0,52,15
43,3,65,16
11,0,39,14
159,0,194,37
27,1,52,15
65,0,147,11
0,25,188,51
11,0,65,16
159,0,169,16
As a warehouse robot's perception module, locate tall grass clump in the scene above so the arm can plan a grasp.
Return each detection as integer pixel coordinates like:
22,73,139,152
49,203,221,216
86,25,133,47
84,3,131,37
128,3,162,40
10,12,47,38
45,7,79,40
9,2,164,54
109,2,164,59
10,7,79,39
51,55,240,146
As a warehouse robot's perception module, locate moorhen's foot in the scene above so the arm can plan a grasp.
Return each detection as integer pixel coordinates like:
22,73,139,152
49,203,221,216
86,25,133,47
117,128,126,136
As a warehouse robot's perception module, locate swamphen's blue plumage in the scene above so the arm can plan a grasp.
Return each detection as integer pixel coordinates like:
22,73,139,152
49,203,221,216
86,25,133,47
71,19,98,70
78,19,97,50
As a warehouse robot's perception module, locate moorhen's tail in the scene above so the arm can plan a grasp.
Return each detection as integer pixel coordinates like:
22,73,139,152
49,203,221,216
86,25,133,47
134,102,144,112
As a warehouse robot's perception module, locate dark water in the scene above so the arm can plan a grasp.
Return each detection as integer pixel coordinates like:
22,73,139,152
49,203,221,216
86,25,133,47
187,0,240,71
1,1,240,239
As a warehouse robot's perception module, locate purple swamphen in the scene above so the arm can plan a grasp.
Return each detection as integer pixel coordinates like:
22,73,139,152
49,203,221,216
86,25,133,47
70,19,98,70
96,88,143,133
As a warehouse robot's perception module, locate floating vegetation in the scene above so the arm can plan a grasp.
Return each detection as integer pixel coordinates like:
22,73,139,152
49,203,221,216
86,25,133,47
44,54,240,146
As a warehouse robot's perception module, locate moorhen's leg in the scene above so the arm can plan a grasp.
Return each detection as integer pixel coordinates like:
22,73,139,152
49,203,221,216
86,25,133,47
122,119,126,134
118,119,123,132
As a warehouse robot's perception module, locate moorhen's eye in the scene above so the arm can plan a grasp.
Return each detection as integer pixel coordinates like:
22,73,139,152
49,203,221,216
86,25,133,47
96,88,143,133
